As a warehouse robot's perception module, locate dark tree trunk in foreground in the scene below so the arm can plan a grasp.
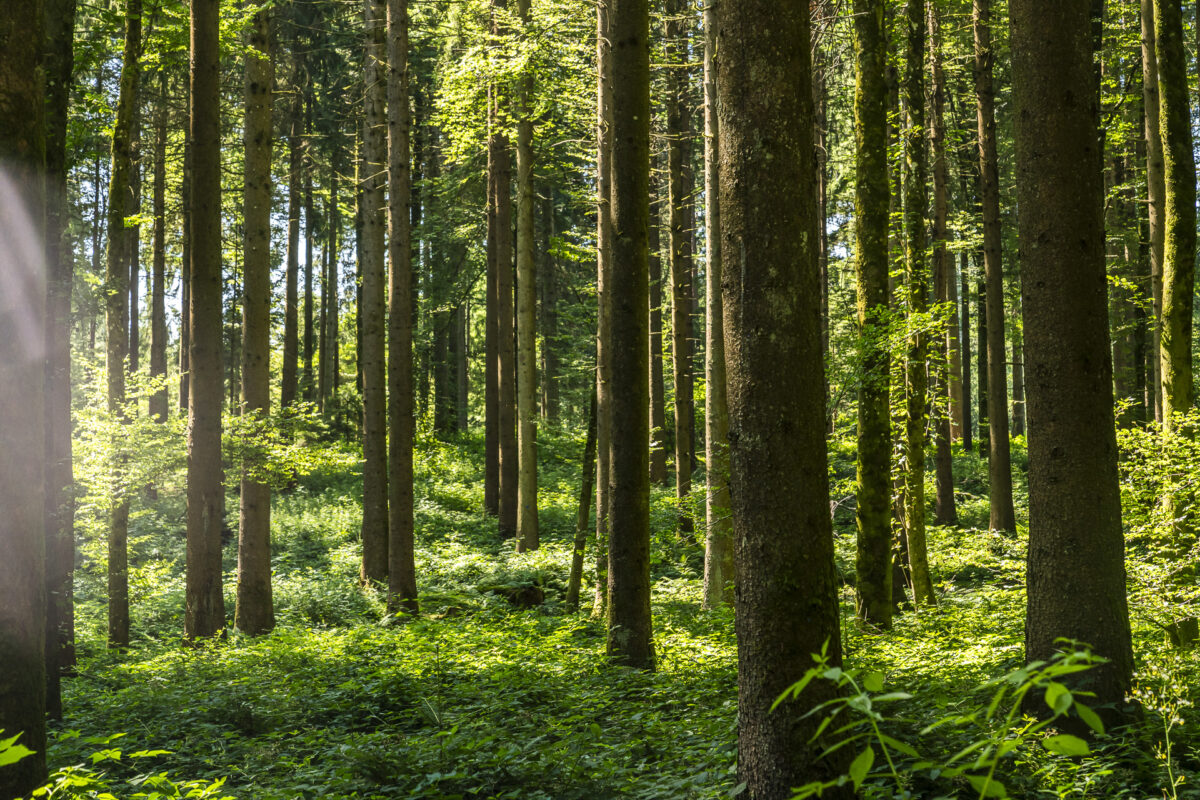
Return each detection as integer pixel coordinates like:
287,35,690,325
974,0,1016,532
717,2,848,796
0,0,49,788
236,0,275,636
360,0,389,585
106,0,141,648
605,0,654,670
852,0,893,629
387,0,418,613
44,0,78,719
186,0,226,639
1011,0,1134,720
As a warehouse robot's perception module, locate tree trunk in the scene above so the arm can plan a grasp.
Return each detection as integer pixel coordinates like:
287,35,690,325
1155,0,1195,433
515,0,538,552
606,0,654,671
1142,0,1165,423
303,99,316,402
974,0,1016,532
179,132,191,414
128,113,141,378
186,0,226,640
235,0,275,636
593,0,612,621
485,108,500,516
105,0,141,648
281,68,302,409
1011,0,1134,719
1010,320,1026,435
852,0,893,628
929,1,956,527
43,0,78,721
455,303,468,431
566,391,598,612
959,251,972,451
540,194,559,421
324,164,340,403
360,0,389,586
903,0,936,607
665,0,694,539
149,70,168,423
493,0,518,541
648,188,668,486
701,0,732,611
386,0,417,613
0,2,48,784
716,2,849,795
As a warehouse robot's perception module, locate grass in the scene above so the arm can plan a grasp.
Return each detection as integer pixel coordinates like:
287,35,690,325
44,421,1200,799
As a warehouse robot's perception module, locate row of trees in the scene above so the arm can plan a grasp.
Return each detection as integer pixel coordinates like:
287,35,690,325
5,0,1200,796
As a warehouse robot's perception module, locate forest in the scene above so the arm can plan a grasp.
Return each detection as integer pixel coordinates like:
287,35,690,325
2,0,1200,797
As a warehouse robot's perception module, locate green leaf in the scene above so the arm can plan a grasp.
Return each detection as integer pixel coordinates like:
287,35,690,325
1074,702,1105,736
1042,734,1090,757
0,742,34,767
849,746,875,790
878,734,920,758
863,671,885,692
1043,682,1073,715
965,774,1008,798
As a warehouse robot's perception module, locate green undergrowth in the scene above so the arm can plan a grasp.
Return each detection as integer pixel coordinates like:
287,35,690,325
48,423,1200,799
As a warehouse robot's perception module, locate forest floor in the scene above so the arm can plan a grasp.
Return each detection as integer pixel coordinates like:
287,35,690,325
46,425,1200,799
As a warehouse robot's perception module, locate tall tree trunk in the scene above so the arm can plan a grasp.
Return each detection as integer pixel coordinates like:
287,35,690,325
606,0,654,671
648,188,668,486
716,2,848,795
303,100,316,402
974,0,1016,532
186,0,226,640
179,126,191,414
455,302,468,431
1011,0,1134,720
235,0,275,636
1010,319,1026,435
0,0,48,783
484,109,500,516
323,165,340,404
852,0,893,628
566,391,598,612
929,1,956,527
701,0,732,611
1142,0,1165,423
281,74,302,409
960,251,973,451
129,113,141,378
665,0,694,538
493,0,518,541
515,0,538,552
593,0,612,621
43,0,78,721
902,0,936,606
105,0,141,648
387,0,418,612
1155,0,1195,433
149,69,168,423
539,195,559,420
360,0,389,585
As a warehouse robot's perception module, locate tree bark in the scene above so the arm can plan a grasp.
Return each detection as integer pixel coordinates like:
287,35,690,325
105,0,141,647
387,0,418,613
606,0,654,670
566,391,598,612
485,105,500,516
149,70,168,423
974,0,1016,532
1011,0,1134,719
1142,0,1165,423
903,0,936,606
852,0,893,628
360,0,389,585
701,0,732,611
716,2,848,794
281,62,302,409
648,188,667,487
235,0,275,636
592,0,612,622
665,0,694,539
929,0,956,527
0,0,49,788
515,0,538,552
186,0,226,640
540,194,559,421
